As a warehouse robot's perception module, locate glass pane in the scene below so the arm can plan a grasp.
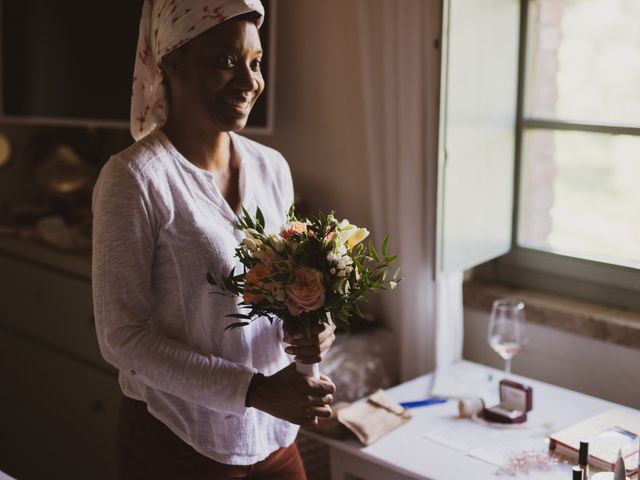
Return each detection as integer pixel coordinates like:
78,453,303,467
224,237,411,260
527,0,640,125
519,129,640,267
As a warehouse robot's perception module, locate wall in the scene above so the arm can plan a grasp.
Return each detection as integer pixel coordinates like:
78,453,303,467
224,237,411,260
464,307,640,409
255,0,372,229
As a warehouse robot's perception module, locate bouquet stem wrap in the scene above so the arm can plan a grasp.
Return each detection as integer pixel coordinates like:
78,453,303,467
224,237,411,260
296,362,320,379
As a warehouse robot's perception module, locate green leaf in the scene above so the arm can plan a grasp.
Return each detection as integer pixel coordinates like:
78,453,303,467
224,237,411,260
224,321,250,330
368,240,380,262
226,313,253,319
256,207,265,231
382,235,389,257
288,203,297,222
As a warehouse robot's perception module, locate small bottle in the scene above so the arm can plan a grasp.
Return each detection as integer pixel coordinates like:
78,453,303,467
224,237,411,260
614,448,626,480
591,449,631,480
572,466,583,480
579,440,590,480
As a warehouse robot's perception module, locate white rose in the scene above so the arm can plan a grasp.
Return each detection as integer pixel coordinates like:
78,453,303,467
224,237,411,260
242,238,258,251
346,228,369,248
245,228,261,240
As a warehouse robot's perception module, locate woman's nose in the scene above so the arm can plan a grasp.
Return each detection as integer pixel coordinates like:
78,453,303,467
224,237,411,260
233,63,261,92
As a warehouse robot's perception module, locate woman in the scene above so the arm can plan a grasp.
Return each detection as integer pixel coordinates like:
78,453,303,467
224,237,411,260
91,1,336,478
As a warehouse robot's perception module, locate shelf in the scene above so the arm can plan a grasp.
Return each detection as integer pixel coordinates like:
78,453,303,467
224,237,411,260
0,235,91,280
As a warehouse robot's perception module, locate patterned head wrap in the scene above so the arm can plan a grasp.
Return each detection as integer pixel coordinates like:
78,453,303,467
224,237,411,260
131,0,265,140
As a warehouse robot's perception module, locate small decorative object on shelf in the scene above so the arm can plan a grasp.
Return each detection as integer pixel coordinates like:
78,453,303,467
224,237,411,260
0,132,12,169
207,205,401,378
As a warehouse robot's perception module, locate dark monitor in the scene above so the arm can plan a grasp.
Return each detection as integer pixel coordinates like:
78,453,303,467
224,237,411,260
0,0,274,133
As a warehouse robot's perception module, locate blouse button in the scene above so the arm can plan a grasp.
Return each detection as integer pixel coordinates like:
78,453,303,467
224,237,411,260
129,369,137,376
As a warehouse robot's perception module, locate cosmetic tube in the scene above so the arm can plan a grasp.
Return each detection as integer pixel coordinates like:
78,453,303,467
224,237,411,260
572,466,583,480
579,440,589,480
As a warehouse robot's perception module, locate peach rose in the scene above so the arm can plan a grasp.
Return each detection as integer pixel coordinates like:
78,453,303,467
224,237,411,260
280,221,307,240
285,267,325,316
243,262,271,304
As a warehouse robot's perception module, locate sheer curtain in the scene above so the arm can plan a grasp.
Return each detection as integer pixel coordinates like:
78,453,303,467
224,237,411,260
357,0,463,380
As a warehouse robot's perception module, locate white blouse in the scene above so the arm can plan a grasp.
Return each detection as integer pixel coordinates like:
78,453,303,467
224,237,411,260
91,129,298,465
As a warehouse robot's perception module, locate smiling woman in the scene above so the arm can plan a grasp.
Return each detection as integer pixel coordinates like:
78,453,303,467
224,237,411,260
160,16,266,180
91,2,335,480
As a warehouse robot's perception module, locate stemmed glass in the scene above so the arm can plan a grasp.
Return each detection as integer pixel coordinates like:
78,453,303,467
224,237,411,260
487,298,526,376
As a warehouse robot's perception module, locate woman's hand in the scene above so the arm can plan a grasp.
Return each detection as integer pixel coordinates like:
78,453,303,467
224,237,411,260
283,321,337,365
247,363,336,427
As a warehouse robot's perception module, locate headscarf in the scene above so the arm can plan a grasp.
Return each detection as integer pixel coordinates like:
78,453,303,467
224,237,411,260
131,0,265,141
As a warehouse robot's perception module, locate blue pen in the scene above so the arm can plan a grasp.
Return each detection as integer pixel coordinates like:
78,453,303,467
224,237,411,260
399,398,448,409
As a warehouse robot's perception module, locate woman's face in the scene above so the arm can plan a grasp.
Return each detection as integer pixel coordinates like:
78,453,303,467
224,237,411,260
165,18,265,132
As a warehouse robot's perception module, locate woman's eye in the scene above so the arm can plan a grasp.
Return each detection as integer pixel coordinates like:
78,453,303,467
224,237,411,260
251,59,262,72
218,56,234,67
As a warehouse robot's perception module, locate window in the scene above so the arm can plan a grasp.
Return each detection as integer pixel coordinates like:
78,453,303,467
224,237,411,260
481,0,640,310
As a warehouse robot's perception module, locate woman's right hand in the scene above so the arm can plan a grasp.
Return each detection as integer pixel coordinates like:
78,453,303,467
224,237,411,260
247,363,336,427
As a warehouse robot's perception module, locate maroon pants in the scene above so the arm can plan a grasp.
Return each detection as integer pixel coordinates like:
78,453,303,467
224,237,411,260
117,396,308,480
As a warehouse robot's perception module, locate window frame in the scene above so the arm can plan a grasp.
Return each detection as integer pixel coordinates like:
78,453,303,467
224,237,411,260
476,0,640,312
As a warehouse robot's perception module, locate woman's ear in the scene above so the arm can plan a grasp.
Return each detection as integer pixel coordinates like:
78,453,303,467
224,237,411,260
160,49,185,82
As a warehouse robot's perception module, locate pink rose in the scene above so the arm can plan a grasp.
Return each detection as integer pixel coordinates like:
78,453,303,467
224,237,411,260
285,267,325,316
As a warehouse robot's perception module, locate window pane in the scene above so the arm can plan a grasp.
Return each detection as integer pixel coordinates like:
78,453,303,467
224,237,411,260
527,0,640,125
519,129,640,268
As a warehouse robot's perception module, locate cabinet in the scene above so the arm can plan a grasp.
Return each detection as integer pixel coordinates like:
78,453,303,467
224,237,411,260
0,238,121,480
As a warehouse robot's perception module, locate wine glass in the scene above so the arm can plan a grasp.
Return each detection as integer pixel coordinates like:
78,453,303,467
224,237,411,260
487,298,526,376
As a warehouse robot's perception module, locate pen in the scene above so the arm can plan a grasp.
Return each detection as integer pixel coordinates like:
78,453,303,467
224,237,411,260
399,398,449,409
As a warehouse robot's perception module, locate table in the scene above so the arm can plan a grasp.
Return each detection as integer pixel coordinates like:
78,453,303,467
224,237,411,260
303,361,639,480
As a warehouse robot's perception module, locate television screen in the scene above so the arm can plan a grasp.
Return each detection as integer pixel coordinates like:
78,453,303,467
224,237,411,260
0,0,273,131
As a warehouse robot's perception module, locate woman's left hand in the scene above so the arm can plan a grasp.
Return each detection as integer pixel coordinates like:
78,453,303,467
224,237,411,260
283,321,336,364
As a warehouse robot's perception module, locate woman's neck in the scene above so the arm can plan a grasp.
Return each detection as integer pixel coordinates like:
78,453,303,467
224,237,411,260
161,116,232,174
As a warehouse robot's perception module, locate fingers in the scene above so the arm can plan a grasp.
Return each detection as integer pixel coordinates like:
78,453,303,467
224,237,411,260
283,322,336,346
307,405,332,419
308,377,336,396
297,405,332,427
286,346,322,364
308,393,334,406
284,323,336,363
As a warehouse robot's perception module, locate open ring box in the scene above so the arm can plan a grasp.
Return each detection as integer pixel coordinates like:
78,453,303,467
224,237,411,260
483,379,533,424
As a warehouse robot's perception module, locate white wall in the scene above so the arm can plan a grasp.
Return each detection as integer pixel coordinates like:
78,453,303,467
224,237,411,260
256,0,372,230
249,1,639,407
464,307,640,409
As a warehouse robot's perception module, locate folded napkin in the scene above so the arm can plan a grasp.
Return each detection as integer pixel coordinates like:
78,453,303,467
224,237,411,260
336,389,412,445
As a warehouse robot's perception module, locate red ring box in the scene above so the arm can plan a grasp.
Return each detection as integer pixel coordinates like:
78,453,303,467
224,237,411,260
483,380,533,424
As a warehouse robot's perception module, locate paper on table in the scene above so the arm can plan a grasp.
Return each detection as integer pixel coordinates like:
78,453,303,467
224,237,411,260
466,426,550,466
429,362,498,402
423,417,549,467
423,418,504,452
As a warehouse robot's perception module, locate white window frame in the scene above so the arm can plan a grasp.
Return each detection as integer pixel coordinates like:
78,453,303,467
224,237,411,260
476,0,640,312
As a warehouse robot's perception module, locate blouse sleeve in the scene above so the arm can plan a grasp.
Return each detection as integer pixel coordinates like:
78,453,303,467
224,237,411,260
91,157,255,416
278,152,295,212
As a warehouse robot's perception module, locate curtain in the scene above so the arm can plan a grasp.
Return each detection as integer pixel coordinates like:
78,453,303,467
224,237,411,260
358,0,463,380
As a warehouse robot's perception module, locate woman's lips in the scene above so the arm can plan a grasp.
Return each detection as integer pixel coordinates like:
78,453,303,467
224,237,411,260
222,96,253,115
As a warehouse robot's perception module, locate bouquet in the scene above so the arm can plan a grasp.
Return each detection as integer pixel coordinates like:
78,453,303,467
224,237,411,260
207,206,401,377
